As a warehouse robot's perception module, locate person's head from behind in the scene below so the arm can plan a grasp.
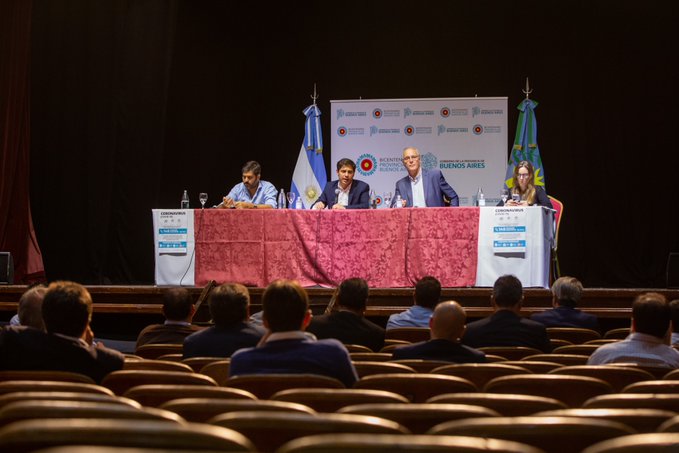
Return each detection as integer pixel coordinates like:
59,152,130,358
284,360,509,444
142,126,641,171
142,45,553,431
670,299,679,334
162,288,195,322
414,276,441,309
492,275,523,310
209,283,250,327
336,158,357,190
241,160,262,192
42,281,92,338
632,292,671,340
18,284,47,331
262,279,310,333
430,301,467,342
551,276,583,308
336,278,369,314
513,161,535,193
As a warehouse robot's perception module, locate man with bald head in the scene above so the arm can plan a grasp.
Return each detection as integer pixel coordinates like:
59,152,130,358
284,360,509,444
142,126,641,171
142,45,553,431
392,146,459,207
391,301,486,363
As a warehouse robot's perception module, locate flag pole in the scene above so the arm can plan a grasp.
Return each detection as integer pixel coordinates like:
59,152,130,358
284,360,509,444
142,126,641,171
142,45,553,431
523,77,532,100
311,83,318,106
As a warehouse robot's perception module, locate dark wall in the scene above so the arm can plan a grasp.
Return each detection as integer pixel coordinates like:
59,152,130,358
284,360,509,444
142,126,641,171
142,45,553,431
30,0,679,287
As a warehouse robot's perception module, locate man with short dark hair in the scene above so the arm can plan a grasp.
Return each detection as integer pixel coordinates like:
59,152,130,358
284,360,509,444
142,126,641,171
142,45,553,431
136,288,202,349
392,301,486,363
220,160,277,209
589,293,679,367
387,276,441,329
312,158,370,209
462,275,552,352
669,299,679,346
307,278,385,352
229,279,358,387
531,276,599,330
0,281,124,383
183,283,264,358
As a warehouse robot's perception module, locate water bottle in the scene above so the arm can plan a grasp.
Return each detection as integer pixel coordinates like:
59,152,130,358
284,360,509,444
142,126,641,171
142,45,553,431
180,190,189,209
369,190,377,209
295,197,303,210
395,194,403,208
478,187,486,207
278,188,286,209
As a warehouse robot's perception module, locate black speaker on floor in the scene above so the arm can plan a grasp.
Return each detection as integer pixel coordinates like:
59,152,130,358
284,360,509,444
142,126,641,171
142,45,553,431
667,253,679,289
0,252,13,285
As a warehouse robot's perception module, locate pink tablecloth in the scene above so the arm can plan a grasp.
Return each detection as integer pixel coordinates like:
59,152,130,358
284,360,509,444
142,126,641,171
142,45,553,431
194,207,479,288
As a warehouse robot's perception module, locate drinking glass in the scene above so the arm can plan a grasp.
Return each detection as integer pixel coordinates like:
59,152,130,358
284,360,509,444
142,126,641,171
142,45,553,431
286,192,296,208
501,188,509,205
383,191,392,208
199,193,208,208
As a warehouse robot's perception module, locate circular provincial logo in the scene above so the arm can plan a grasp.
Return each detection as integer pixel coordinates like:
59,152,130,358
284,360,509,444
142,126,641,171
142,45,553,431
375,196,383,206
357,153,377,176
404,125,414,136
440,107,450,117
372,108,382,119
337,126,347,137
473,124,484,135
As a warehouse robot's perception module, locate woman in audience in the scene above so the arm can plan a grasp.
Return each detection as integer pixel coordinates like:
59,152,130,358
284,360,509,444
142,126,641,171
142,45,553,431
500,161,553,208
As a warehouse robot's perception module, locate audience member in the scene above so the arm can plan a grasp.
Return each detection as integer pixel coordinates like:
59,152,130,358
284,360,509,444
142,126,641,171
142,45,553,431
135,288,202,350
387,276,441,329
670,299,679,346
463,275,552,352
531,276,599,330
219,160,277,209
229,279,358,387
588,292,679,367
183,283,265,358
9,284,47,330
0,281,124,383
392,301,486,363
307,278,385,352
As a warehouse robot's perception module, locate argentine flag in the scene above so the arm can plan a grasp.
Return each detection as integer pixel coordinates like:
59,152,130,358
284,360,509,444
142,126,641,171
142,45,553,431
291,104,327,208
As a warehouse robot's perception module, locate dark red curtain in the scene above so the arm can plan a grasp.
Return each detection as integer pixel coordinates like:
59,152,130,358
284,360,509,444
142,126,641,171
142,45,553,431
0,0,44,283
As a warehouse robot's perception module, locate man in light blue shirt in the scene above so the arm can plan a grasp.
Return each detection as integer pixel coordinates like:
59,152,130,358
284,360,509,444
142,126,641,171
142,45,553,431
220,161,277,209
387,276,441,329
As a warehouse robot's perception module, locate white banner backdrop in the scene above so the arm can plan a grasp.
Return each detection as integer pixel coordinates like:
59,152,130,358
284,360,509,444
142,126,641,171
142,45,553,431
330,97,507,206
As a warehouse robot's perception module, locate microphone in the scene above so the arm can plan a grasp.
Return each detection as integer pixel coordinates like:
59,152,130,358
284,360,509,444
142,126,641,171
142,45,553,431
334,188,340,206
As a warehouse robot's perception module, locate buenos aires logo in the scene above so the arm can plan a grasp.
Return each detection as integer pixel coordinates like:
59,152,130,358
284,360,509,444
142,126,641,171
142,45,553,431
337,126,347,137
404,125,414,136
440,107,450,117
357,153,377,176
473,124,484,135
372,108,383,119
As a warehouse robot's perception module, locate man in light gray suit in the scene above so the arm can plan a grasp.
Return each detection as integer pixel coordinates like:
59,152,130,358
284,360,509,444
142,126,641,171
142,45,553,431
393,147,459,207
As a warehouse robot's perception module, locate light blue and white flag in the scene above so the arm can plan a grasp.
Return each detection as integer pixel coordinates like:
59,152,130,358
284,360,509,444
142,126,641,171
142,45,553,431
291,104,327,208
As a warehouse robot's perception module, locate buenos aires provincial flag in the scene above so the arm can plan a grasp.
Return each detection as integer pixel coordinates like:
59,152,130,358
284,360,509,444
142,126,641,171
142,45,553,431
505,98,546,189
291,104,327,208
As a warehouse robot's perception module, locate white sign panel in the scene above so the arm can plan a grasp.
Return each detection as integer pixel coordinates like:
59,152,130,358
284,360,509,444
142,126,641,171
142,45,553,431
152,209,194,286
492,208,527,254
330,97,507,206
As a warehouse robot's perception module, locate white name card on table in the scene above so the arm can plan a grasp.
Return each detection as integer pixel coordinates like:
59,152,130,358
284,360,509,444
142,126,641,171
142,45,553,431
152,209,194,286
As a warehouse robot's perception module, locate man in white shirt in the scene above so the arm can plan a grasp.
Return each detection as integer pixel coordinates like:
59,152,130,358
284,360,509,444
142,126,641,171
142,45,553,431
393,147,459,207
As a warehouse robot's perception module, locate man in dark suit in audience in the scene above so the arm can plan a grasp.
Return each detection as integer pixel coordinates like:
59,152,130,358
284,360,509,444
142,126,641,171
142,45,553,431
531,276,599,330
392,301,486,363
0,281,124,383
307,278,385,352
462,275,552,353
135,287,203,350
229,279,358,387
183,283,265,358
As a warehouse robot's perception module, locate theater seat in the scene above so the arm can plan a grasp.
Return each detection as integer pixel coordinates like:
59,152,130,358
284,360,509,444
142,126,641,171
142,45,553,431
123,384,255,408
224,374,344,399
354,373,477,403
271,388,409,412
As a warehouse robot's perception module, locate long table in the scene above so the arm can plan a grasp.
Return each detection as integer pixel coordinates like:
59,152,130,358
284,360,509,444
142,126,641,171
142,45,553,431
153,206,554,288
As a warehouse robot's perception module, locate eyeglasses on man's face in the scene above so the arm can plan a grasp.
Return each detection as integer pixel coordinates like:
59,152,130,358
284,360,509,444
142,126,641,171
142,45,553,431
402,155,420,162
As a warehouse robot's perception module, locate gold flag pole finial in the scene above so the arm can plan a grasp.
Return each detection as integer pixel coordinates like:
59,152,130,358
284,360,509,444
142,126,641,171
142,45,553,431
523,77,532,100
311,83,318,106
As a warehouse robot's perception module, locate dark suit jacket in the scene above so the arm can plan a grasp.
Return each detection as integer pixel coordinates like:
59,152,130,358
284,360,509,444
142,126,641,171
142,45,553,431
462,310,552,353
497,186,553,208
392,339,486,363
0,326,124,383
531,306,599,331
394,169,459,207
315,179,370,209
135,323,203,349
183,322,265,358
306,311,385,352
